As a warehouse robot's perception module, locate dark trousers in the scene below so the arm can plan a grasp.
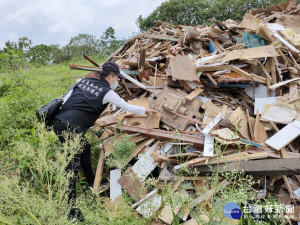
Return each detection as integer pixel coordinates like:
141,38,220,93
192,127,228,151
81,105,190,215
52,118,95,203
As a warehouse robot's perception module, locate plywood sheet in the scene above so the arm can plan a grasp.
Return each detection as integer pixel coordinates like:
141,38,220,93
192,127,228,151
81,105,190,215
221,45,279,63
170,55,199,81
124,113,161,129
261,104,297,124
265,120,300,150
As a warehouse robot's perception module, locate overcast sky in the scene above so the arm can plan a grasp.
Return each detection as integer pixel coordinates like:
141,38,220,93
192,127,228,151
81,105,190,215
0,0,166,49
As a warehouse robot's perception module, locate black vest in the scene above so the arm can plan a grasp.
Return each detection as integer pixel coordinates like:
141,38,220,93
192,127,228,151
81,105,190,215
55,77,111,132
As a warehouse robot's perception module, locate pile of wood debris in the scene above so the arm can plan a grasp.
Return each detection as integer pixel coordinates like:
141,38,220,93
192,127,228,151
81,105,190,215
70,0,300,223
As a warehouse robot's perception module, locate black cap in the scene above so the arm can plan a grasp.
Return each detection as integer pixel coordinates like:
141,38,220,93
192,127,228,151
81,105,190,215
102,61,125,79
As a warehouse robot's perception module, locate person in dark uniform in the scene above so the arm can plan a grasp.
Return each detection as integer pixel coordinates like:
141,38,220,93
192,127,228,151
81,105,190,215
52,61,156,221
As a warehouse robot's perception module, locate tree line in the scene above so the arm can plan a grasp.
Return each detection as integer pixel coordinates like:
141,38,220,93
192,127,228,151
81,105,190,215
0,27,125,71
136,0,288,31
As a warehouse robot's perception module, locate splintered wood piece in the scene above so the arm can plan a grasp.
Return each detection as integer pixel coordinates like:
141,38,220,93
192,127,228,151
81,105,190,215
229,107,250,140
93,147,105,193
202,113,222,134
206,74,218,86
194,158,300,176
158,190,189,224
210,128,239,141
170,55,199,82
185,88,204,101
118,168,147,202
253,111,268,144
208,152,268,164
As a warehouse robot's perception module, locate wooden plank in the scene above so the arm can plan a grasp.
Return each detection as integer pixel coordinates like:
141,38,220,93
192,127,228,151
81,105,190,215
93,147,105,193
253,111,268,144
208,152,268,164
170,55,199,81
185,88,204,101
202,113,222,134
265,120,300,150
269,78,300,90
110,169,122,202
203,134,214,157
144,34,179,42
221,45,279,63
193,158,300,176
206,74,218,86
269,121,297,153
120,125,204,147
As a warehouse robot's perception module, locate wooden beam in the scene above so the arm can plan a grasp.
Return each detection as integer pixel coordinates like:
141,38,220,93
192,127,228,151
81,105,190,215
193,158,300,176
93,146,105,193
120,125,204,147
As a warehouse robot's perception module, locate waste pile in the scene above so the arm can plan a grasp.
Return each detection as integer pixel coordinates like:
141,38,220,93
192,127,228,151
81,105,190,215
71,0,300,223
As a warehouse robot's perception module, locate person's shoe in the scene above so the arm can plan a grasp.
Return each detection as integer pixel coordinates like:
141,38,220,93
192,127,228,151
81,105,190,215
68,207,84,222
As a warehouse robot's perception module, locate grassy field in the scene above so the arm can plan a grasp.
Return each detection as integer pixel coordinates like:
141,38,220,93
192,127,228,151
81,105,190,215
0,60,151,224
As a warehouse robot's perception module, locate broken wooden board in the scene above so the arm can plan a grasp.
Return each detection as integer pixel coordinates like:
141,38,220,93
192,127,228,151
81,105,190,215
93,147,105,193
131,146,158,182
254,97,278,115
136,193,162,219
203,134,214,157
110,169,122,202
229,107,250,140
253,112,268,144
120,125,205,148
269,78,300,90
265,120,300,150
158,190,189,224
118,168,148,202
261,104,297,124
95,115,119,127
124,112,161,129
241,13,262,31
150,87,203,130
210,128,239,141
126,97,150,116
207,152,268,164
170,55,199,82
193,158,300,176
185,88,204,101
202,113,222,134
221,45,279,63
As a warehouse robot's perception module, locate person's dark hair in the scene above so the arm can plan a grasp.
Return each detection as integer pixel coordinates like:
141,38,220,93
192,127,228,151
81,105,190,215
100,70,116,78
